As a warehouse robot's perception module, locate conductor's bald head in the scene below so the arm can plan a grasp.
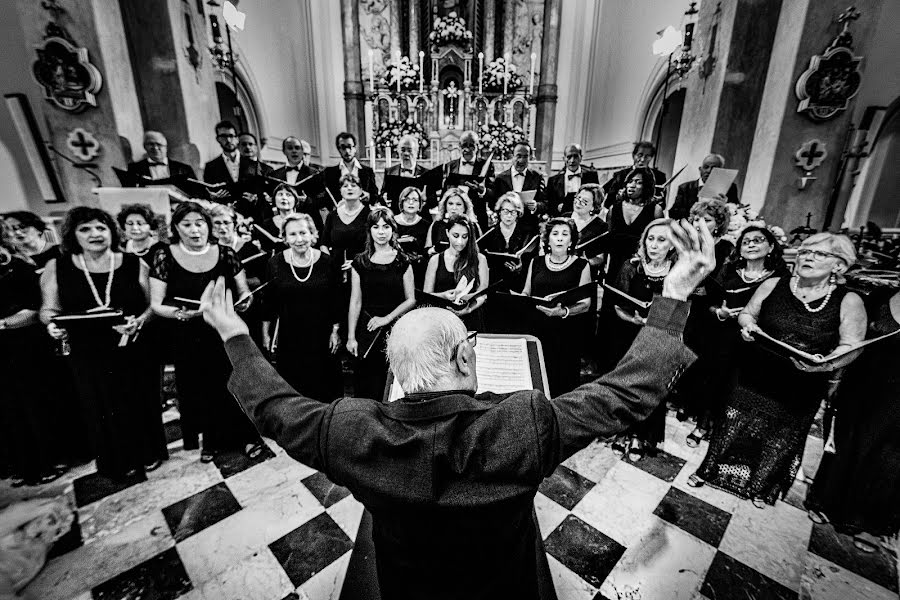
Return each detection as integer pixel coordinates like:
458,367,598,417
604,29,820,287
387,308,477,396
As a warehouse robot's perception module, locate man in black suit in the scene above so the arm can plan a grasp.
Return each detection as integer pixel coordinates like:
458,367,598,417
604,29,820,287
198,219,715,600
202,120,252,203
233,132,275,223
668,153,740,219
270,136,321,185
602,141,667,209
127,131,196,182
442,130,495,230
492,142,546,232
546,143,599,217
381,134,426,212
322,132,379,208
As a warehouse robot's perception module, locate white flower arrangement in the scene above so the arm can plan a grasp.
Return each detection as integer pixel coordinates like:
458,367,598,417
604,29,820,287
380,56,421,92
428,12,473,47
481,57,524,94
723,204,788,247
477,120,526,160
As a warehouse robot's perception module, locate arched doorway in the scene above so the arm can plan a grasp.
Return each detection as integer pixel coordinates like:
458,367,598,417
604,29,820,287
844,102,900,228
214,70,262,138
651,88,686,179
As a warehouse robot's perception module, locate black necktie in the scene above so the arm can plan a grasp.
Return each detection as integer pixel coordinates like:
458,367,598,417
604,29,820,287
286,166,300,172
148,161,165,166
462,161,474,167
401,169,414,176
568,173,580,180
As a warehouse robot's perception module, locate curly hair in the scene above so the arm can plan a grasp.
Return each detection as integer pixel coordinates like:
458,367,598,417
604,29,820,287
726,225,786,272
2,211,47,233
689,199,731,238
575,184,604,213
436,187,478,223
617,167,656,204
61,206,121,254
540,217,579,255
169,201,213,242
444,214,481,288
116,203,157,230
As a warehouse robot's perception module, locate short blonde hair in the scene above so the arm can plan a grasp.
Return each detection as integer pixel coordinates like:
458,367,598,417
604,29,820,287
800,232,856,276
494,191,524,217
281,212,319,244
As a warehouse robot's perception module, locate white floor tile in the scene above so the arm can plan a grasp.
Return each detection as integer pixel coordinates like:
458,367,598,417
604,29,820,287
546,554,599,600
561,439,620,483
669,458,742,514
534,492,570,540
799,552,898,600
225,453,316,507
326,495,365,541
294,550,352,600
176,548,294,600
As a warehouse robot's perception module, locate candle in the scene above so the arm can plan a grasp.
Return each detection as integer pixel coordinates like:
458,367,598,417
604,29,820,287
368,50,375,93
503,53,510,96
478,52,484,95
369,142,376,169
418,51,425,94
529,52,536,96
385,144,392,168
395,51,402,93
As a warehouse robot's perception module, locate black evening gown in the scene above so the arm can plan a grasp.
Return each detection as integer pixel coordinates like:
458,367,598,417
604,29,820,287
0,257,65,482
351,253,410,401
264,251,343,402
805,300,900,536
150,245,260,453
431,250,487,332
480,224,536,333
56,253,154,479
605,201,658,283
529,256,589,397
396,217,430,288
235,240,269,349
696,278,849,504
323,206,371,333
608,260,667,445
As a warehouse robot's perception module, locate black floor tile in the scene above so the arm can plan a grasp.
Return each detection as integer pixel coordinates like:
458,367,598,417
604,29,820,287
269,512,354,588
302,471,351,508
163,419,182,444
212,443,275,478
544,514,625,588
623,448,687,483
161,482,242,542
73,470,147,508
653,486,732,547
47,512,83,559
700,551,797,600
91,547,192,600
808,522,898,593
538,464,596,510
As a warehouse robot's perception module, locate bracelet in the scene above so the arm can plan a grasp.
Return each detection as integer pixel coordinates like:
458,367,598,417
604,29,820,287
562,307,570,319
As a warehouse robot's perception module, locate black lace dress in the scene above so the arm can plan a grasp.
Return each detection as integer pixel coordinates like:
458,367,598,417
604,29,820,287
529,256,589,397
322,206,371,332
150,245,259,453
432,250,486,332
480,224,537,333
57,253,155,478
806,299,900,536
264,252,342,401
396,217,430,288
695,277,849,503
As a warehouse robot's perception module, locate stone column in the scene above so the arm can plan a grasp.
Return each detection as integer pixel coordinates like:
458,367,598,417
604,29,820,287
484,0,496,62
340,0,367,145
534,0,561,162
409,0,420,58
389,0,401,60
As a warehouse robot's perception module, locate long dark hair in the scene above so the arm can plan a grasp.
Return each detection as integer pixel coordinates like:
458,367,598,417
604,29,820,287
359,206,400,266
61,207,121,254
617,167,656,204
726,225,787,272
445,214,480,287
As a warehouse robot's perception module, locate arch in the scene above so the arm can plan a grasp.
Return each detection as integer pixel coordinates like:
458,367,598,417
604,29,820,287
636,57,688,143
213,54,266,141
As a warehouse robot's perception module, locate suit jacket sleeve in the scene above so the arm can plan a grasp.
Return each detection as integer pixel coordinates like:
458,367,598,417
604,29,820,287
726,182,740,204
225,334,333,472
542,297,696,469
669,182,690,220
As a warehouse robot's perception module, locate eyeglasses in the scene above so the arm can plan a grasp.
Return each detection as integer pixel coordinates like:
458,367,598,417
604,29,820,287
451,330,478,362
797,249,843,263
499,208,518,216
459,142,476,149
741,236,768,246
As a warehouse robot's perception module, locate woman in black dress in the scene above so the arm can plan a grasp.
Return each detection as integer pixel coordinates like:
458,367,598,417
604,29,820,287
394,186,431,287
805,289,900,551
262,213,342,401
41,207,159,480
608,218,675,459
257,184,304,252
683,225,789,447
149,202,262,463
424,214,490,332
604,168,663,282
347,207,415,400
569,184,609,278
689,233,867,507
426,188,482,253
3,211,61,269
520,217,592,397
0,241,65,486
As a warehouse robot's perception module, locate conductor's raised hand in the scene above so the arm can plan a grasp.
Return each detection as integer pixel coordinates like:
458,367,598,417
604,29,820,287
200,276,249,342
662,219,715,301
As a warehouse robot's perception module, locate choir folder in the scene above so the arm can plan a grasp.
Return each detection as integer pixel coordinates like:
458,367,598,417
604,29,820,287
601,283,652,316
752,327,900,366
502,281,597,309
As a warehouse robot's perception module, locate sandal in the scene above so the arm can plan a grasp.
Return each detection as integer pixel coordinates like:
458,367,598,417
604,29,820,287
807,509,829,525
611,436,627,457
10,477,26,488
852,534,878,553
627,438,645,462
685,429,705,448
38,469,64,485
244,443,264,460
687,473,706,488
751,497,767,509
200,450,216,464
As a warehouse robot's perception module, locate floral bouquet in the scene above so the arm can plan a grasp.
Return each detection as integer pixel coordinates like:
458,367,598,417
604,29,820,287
482,57,524,94
723,203,788,247
380,56,421,92
373,118,428,158
428,12,473,47
477,120,526,161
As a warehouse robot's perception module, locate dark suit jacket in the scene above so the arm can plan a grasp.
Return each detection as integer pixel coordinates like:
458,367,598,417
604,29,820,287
602,166,667,208
443,158,496,230
546,169,600,217
381,163,426,212
232,160,275,223
203,154,253,186
225,297,695,599
668,179,740,220
323,164,379,210
127,158,196,181
492,168,546,232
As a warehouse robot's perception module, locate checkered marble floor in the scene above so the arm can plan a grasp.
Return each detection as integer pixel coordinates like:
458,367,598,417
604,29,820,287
10,407,898,600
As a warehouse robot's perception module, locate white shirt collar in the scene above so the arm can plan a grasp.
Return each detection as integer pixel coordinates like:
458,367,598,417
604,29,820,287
340,158,361,175
223,151,239,163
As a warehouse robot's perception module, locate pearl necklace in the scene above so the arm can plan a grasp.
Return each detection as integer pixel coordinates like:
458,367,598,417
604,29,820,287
126,239,152,256
78,251,115,308
288,250,314,283
791,276,833,313
547,255,571,270
179,241,211,256
738,268,770,284
643,261,670,278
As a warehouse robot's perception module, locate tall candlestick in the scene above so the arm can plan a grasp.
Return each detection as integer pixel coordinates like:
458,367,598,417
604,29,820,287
503,53,510,96
478,52,484,95
368,50,375,93
385,144,392,168
529,52,536,96
395,51,402,93
418,51,425,94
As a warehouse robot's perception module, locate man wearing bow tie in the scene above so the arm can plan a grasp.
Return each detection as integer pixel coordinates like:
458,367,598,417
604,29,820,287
231,132,275,223
270,137,319,185
546,143,599,216
442,130,495,230
601,141,667,209
492,143,546,233
322,132,380,207
127,131,196,181
382,134,426,212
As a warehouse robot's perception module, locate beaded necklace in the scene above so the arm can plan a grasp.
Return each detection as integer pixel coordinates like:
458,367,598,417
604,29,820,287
791,276,834,313
78,251,115,308
288,250,314,283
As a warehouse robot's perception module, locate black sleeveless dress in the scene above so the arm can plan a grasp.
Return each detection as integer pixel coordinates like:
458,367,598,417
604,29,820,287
57,253,151,478
480,224,538,333
696,277,849,503
396,217,430,288
530,256,589,397
605,201,657,282
806,298,900,536
432,250,486,332
150,245,259,453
